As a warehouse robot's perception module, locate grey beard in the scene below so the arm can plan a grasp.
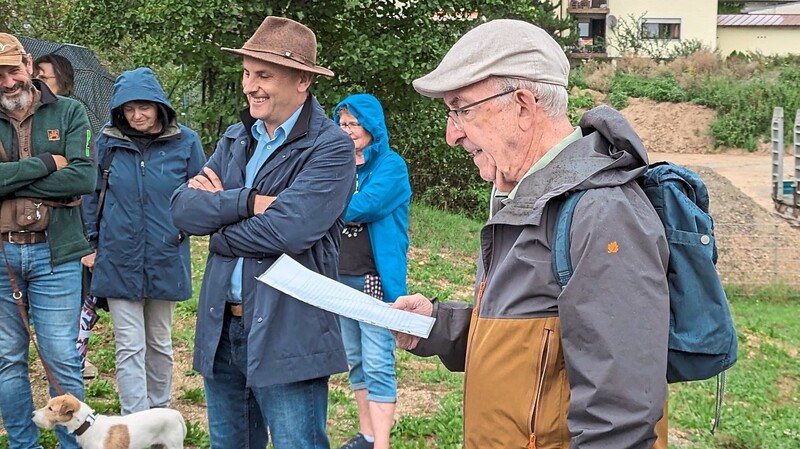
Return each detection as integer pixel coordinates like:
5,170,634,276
0,89,31,112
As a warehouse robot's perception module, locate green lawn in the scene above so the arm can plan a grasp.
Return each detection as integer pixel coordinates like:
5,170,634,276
3,203,799,448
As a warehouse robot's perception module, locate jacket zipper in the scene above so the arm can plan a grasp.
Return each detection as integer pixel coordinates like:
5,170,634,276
462,225,495,439
528,326,553,449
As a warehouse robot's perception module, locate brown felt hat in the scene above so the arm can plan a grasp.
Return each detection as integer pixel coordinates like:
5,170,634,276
222,16,334,77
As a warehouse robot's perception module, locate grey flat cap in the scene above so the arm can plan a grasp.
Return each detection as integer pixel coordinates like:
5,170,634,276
413,19,570,98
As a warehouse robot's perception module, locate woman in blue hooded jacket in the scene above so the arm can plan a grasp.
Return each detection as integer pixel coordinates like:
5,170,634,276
81,67,206,415
333,94,411,449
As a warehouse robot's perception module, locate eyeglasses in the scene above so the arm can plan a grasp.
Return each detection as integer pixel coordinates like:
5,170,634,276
339,122,362,131
446,88,518,130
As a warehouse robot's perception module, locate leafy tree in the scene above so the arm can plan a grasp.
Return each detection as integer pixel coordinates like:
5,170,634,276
0,0,71,41
59,0,574,215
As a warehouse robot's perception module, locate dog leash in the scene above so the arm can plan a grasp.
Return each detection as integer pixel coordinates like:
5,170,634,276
1,240,64,396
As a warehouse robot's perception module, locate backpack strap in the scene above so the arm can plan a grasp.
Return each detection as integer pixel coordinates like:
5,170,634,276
552,190,587,288
96,148,117,222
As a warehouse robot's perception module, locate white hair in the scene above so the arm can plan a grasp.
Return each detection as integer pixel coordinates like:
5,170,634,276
1,84,31,112
492,77,568,119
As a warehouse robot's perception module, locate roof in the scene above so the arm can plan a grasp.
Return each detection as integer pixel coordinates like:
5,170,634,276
718,14,800,27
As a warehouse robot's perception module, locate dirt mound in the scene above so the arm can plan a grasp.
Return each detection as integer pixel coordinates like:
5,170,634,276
620,98,716,154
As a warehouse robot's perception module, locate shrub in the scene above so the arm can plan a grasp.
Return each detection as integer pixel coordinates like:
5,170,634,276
584,62,615,93
568,91,596,124
608,90,629,109
616,55,660,77
665,39,708,60
685,65,800,152
610,73,686,104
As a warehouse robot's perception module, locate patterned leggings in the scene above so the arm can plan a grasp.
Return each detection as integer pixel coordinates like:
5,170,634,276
76,294,100,370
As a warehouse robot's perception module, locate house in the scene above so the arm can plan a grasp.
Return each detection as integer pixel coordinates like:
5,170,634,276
556,0,800,59
556,0,717,59
717,11,800,56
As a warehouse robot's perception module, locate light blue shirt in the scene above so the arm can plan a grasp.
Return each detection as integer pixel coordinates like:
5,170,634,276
230,106,304,302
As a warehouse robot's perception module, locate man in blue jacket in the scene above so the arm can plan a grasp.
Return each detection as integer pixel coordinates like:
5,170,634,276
170,16,355,449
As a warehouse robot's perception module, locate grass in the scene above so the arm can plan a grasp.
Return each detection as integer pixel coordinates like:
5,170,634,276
3,202,800,448
669,297,800,448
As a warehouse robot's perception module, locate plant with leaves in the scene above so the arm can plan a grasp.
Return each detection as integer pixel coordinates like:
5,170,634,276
608,13,671,60
63,0,575,216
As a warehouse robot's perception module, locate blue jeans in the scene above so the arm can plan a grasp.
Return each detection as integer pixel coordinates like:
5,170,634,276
0,242,84,449
203,312,331,449
338,275,397,403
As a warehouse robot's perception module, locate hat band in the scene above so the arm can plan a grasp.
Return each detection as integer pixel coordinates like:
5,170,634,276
243,47,316,69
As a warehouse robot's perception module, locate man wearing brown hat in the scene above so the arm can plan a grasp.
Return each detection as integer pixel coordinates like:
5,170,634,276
392,19,671,449
170,17,354,449
0,33,95,449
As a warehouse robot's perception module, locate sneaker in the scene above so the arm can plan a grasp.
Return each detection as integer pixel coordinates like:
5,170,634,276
83,360,98,379
338,433,374,449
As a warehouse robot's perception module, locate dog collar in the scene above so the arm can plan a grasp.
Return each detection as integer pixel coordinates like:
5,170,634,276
73,412,97,437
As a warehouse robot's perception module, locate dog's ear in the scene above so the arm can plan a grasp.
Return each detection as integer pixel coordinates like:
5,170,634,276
58,399,76,416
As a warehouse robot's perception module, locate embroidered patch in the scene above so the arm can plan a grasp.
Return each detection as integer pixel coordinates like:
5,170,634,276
47,129,60,141
607,241,619,254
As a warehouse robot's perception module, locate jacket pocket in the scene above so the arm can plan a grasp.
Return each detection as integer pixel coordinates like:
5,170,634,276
0,198,50,232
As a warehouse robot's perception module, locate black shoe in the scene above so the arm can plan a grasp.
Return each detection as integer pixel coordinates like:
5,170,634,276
338,433,374,449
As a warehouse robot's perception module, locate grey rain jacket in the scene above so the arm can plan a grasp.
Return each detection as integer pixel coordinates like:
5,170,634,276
412,106,670,449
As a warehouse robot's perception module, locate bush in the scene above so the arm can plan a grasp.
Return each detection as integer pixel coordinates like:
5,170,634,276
665,39,708,60
568,91,596,124
610,73,686,104
584,63,615,93
616,55,660,77
608,90,629,109
684,64,800,151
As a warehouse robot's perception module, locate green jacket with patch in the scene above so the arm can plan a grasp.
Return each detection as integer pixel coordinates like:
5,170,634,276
0,80,96,265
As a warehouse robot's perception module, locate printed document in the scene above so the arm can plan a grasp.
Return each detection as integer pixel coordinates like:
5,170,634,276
257,254,435,338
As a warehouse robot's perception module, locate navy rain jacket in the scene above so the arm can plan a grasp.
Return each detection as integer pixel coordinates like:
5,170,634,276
170,95,355,387
83,67,206,301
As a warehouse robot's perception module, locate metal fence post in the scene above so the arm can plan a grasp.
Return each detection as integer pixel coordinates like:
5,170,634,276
794,109,800,207
772,107,784,201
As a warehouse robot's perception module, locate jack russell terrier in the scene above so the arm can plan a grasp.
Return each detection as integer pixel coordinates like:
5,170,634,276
32,393,186,449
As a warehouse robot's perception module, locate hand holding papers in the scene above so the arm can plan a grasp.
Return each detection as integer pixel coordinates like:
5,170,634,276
257,254,435,338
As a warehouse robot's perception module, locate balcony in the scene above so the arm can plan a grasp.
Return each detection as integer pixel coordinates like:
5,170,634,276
567,0,610,14
569,36,608,59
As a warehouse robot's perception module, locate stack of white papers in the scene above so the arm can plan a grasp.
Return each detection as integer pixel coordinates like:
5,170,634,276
257,254,435,338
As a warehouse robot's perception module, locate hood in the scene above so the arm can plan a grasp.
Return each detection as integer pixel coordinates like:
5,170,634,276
332,93,389,166
109,67,176,136
574,105,650,189
513,105,650,208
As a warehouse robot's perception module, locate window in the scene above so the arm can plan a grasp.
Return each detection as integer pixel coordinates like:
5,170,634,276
578,21,590,38
641,19,681,40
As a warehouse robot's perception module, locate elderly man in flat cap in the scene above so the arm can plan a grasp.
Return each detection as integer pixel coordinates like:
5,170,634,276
0,33,95,449
170,17,354,449
392,19,670,449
